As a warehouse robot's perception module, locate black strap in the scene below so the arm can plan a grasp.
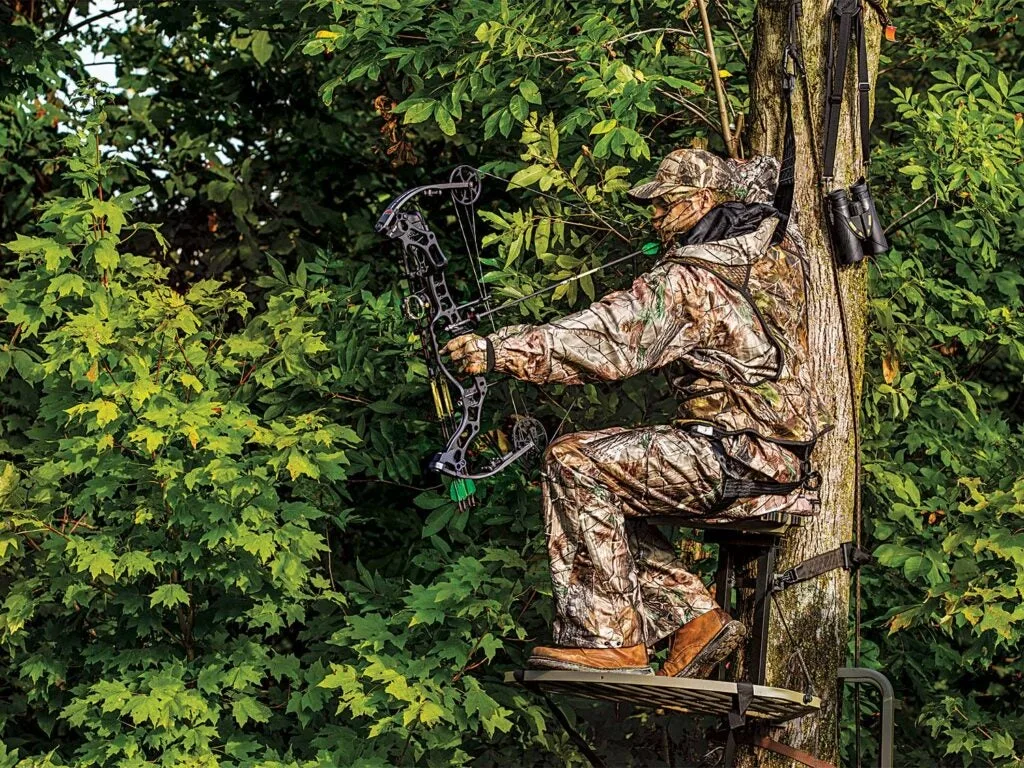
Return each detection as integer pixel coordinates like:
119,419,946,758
822,0,875,181
484,338,496,372
773,541,872,592
724,682,755,767
772,0,802,244
822,0,863,181
690,424,818,503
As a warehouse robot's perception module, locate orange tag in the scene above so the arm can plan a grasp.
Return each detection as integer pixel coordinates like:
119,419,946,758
885,25,897,42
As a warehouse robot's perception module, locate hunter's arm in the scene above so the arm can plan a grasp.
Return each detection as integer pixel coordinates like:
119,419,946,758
488,261,712,385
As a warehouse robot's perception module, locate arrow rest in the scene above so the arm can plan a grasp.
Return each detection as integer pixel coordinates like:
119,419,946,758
403,293,427,321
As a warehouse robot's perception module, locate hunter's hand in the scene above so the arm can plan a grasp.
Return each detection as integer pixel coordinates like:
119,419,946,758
442,333,495,376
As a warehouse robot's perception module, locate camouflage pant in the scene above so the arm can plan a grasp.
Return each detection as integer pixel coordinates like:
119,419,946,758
542,425,809,649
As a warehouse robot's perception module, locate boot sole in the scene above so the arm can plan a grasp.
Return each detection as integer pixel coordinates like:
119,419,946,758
674,620,747,678
527,656,654,675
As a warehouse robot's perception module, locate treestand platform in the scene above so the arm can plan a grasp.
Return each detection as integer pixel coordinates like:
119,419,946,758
505,670,819,724
509,515,892,767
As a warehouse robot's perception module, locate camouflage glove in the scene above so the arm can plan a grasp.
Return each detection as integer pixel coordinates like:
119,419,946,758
441,333,495,376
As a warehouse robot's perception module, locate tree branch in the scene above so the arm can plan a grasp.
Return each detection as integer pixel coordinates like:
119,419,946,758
48,4,128,42
52,0,75,39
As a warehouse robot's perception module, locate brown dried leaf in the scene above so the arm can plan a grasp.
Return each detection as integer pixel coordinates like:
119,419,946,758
882,351,899,384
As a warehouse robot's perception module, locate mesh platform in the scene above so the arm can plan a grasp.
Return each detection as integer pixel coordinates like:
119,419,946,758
507,670,819,724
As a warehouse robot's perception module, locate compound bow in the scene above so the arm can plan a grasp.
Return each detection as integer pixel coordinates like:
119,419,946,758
376,165,656,504
375,166,547,501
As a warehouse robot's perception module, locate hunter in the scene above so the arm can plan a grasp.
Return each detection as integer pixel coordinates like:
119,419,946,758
444,149,830,677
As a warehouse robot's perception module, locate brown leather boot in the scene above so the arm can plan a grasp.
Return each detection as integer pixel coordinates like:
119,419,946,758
658,609,746,678
528,644,653,675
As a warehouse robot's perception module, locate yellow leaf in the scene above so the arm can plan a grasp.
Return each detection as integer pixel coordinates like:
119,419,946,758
888,610,914,634
94,400,119,427
186,427,200,449
718,69,732,79
85,360,99,383
181,373,203,392
286,452,320,481
97,434,114,451
315,29,340,39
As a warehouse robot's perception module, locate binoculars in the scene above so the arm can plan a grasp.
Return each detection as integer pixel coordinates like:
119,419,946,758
825,178,889,265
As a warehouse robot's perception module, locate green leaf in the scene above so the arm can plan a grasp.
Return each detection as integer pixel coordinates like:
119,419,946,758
435,105,456,136
251,30,274,65
418,700,445,725
286,452,320,481
232,695,272,726
94,400,119,427
403,100,436,124
519,79,541,105
93,237,119,271
149,584,190,609
180,373,203,392
421,505,454,537
509,94,529,121
508,165,546,188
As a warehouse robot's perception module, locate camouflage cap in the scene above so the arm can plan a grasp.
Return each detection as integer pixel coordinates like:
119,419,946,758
628,149,780,204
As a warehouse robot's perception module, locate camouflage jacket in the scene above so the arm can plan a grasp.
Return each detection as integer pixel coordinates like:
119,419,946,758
488,215,833,447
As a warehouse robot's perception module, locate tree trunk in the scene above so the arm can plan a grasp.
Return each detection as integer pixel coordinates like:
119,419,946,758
737,1,881,765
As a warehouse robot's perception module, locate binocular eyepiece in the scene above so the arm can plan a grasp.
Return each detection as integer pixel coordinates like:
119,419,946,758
825,178,889,266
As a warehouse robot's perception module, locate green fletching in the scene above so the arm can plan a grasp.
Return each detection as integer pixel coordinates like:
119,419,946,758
449,478,476,502
642,241,660,256
449,482,465,502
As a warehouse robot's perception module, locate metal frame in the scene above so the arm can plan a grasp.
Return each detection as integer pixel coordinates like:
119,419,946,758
702,525,792,686
838,667,894,768
506,670,820,723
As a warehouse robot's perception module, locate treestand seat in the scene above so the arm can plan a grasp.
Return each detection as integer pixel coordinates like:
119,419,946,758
652,510,803,687
506,670,819,724
508,512,820,767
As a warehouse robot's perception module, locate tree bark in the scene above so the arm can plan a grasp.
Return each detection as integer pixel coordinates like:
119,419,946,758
737,1,881,765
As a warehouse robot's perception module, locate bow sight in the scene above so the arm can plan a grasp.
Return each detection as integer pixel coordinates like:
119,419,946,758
376,166,547,501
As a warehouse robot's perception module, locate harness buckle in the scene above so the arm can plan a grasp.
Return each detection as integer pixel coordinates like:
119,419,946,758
841,541,873,570
773,567,800,593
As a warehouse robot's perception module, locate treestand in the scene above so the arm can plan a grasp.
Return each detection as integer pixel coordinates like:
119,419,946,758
509,513,893,767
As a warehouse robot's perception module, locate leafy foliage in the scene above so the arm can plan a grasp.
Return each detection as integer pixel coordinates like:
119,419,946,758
861,1,1024,763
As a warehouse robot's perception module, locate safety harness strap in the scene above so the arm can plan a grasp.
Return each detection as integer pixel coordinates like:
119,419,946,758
772,0,801,244
750,735,838,768
773,541,872,592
